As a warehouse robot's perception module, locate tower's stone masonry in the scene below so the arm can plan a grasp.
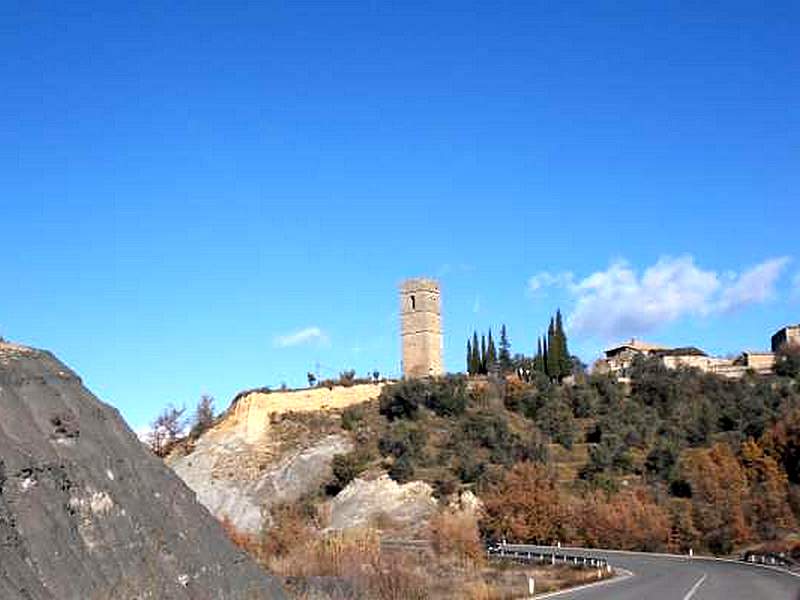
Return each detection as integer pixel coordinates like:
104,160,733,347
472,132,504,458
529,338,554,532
400,278,443,378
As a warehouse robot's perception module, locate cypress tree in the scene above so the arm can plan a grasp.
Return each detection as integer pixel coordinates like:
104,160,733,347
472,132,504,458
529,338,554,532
555,309,571,379
546,317,560,380
487,329,497,372
466,338,473,375
499,324,512,372
471,331,480,375
480,334,487,375
534,337,544,373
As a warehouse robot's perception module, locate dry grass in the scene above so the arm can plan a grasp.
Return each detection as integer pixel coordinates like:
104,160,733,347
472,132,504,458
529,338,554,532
222,504,609,599
429,508,485,569
223,512,428,599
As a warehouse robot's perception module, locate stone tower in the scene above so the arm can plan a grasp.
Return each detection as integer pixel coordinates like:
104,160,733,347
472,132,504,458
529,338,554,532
400,278,443,378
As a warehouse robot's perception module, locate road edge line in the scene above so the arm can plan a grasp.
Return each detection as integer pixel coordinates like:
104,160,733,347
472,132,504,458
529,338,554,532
529,568,634,599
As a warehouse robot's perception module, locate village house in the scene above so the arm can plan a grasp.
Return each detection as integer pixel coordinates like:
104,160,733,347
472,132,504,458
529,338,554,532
594,336,778,380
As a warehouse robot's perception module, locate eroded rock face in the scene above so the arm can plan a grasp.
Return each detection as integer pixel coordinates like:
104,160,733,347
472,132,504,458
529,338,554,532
0,343,285,600
171,432,352,533
327,475,438,532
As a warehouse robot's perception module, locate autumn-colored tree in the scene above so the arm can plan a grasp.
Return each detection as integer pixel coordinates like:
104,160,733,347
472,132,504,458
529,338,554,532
429,508,485,567
667,498,700,553
740,438,796,539
761,407,800,484
480,462,569,543
581,488,670,552
680,443,750,553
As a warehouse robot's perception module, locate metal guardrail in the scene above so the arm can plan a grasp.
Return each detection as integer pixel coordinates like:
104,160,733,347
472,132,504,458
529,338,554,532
487,545,610,570
742,551,796,568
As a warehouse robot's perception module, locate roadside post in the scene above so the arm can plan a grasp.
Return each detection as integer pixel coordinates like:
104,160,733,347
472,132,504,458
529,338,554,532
528,576,535,597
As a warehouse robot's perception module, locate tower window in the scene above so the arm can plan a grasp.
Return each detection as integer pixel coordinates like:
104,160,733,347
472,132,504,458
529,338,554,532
410,295,416,310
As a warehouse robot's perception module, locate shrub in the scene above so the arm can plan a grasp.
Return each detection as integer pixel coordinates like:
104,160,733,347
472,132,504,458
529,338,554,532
389,453,415,483
339,369,357,387
379,380,426,420
328,451,369,494
426,375,468,417
775,344,800,379
341,405,365,431
429,509,485,567
378,422,427,459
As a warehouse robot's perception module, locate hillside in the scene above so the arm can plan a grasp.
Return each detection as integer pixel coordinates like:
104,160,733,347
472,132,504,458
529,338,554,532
0,342,286,600
163,354,800,597
173,356,800,557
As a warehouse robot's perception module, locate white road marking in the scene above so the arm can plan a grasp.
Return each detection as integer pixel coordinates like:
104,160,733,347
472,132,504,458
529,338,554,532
531,569,634,599
683,573,707,600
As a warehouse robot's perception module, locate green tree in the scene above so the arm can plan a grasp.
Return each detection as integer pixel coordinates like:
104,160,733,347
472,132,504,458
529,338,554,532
471,331,481,375
555,309,572,379
537,388,577,449
546,317,560,380
533,337,545,374
499,324,512,372
466,338,473,375
486,329,498,372
480,334,488,375
541,336,549,375
775,344,800,378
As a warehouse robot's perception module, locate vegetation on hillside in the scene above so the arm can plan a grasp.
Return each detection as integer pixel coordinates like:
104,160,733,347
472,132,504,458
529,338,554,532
354,351,800,555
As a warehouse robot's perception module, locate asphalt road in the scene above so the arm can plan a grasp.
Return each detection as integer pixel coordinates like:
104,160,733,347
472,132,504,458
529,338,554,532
507,545,800,600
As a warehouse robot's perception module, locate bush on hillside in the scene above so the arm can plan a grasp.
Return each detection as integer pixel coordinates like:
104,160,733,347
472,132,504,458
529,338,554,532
328,450,371,495
775,344,800,379
378,376,469,421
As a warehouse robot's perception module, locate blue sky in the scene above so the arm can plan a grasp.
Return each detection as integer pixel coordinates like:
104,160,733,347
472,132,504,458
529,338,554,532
2,1,798,430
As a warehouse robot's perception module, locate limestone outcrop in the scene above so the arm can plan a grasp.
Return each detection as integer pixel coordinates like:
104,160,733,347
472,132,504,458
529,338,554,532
171,431,352,533
327,475,438,532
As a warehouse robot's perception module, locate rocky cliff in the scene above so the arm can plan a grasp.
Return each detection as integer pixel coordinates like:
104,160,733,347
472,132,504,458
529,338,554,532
168,383,385,534
0,342,285,600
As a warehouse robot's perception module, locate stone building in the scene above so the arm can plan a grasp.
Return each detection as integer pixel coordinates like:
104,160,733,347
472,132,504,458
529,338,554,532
595,338,773,379
772,325,800,352
400,278,443,378
736,351,776,374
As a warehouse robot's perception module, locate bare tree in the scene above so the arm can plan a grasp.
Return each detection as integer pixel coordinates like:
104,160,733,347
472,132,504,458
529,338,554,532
147,403,185,457
189,395,215,438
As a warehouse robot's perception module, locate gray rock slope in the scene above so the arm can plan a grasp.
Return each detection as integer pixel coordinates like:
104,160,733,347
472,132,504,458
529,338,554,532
0,343,286,600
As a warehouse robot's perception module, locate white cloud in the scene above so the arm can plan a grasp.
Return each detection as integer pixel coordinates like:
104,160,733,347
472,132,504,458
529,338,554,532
274,326,329,348
549,255,790,341
717,257,790,312
528,271,574,294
